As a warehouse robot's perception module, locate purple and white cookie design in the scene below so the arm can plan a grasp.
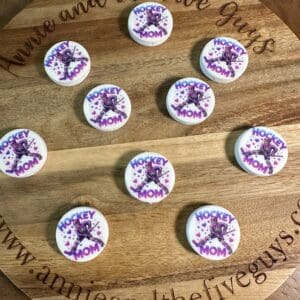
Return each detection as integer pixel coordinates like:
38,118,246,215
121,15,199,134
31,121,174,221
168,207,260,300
234,127,288,176
0,129,47,178
200,37,248,83
56,206,109,262
186,205,240,260
83,84,131,131
128,2,173,47
44,41,91,86
125,152,175,204
166,77,215,125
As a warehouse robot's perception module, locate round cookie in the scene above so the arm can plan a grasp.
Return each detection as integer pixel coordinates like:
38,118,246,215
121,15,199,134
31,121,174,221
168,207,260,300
128,2,173,47
56,206,109,262
186,205,240,260
200,37,248,83
83,84,131,131
44,41,91,86
234,127,288,176
166,77,215,125
125,152,175,204
0,129,47,178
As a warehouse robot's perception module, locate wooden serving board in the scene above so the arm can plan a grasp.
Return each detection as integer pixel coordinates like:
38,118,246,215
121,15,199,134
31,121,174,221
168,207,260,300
0,0,299,299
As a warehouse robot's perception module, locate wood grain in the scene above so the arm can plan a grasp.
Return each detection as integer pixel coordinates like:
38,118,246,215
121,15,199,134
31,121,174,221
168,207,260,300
0,0,299,299
260,0,300,40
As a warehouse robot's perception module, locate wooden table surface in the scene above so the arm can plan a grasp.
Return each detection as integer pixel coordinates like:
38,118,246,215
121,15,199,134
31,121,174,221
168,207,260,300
0,0,299,299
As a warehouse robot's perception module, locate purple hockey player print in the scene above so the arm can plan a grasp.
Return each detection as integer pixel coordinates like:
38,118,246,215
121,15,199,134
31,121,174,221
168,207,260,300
235,127,288,176
186,205,240,260
83,84,131,132
128,2,173,47
0,129,47,178
44,41,91,86
125,152,175,204
166,77,215,125
200,37,248,83
56,206,109,262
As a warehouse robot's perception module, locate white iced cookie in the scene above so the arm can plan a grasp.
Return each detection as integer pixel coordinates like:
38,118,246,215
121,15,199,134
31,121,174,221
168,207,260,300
166,77,215,125
83,84,131,131
56,206,109,262
125,152,175,204
186,205,240,260
200,37,248,83
234,127,288,176
128,2,173,47
0,129,47,178
44,41,91,86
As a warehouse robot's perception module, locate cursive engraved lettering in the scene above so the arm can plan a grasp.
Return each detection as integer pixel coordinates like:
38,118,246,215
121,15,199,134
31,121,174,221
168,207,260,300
0,196,300,300
175,0,211,10
0,215,36,265
216,1,275,54
0,0,277,77
0,20,55,77
59,0,107,21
